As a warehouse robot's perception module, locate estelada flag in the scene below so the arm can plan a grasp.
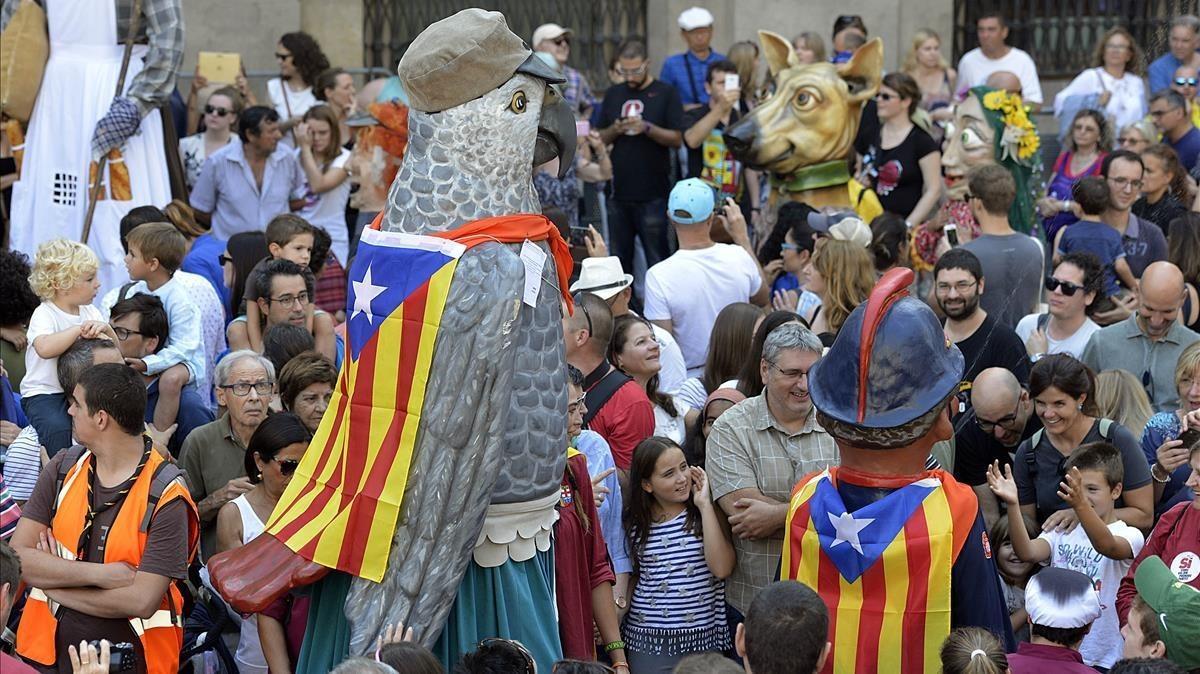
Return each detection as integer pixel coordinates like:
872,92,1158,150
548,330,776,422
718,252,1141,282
265,215,574,582
782,468,977,674
265,227,463,582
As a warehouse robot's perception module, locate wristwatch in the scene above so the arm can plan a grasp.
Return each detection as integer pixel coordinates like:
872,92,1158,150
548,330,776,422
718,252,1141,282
1030,352,1045,363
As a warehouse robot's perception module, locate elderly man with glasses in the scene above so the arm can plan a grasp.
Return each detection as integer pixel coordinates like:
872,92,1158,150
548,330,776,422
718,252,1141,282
179,350,275,559
953,367,1043,527
707,322,838,624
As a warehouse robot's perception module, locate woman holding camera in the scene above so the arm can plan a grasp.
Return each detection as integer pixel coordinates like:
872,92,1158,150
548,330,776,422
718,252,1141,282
1141,342,1200,515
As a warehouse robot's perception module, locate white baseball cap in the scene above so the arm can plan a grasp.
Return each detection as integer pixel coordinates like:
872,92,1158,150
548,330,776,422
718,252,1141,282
678,7,714,31
532,23,572,47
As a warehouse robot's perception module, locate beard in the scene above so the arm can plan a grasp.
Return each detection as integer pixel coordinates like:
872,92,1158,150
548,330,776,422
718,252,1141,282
940,294,980,321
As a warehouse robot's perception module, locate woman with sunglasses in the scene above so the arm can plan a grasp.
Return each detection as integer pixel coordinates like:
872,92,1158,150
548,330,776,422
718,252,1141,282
268,32,330,147
179,86,243,191
1016,252,1103,361
216,412,313,674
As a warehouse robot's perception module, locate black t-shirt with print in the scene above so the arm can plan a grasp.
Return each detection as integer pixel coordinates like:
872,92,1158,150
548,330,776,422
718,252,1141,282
599,79,684,202
862,125,939,218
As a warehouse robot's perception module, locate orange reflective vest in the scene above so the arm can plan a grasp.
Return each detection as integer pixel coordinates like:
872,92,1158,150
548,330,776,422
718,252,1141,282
15,448,199,673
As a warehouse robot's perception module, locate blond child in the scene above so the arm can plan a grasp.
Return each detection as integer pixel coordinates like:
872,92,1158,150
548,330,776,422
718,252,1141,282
987,442,1144,669
227,214,335,361
118,222,206,439
20,239,117,454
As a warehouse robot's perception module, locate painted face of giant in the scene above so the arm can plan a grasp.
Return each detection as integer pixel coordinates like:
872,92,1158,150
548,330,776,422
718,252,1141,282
941,93,996,201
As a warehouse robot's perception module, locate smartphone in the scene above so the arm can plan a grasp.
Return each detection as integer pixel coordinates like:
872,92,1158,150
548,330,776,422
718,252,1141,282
575,120,590,138
1179,428,1200,451
724,73,740,90
945,223,959,247
569,225,590,247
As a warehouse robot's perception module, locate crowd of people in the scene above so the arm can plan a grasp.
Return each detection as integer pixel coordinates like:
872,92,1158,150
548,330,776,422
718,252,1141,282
1,3,1200,674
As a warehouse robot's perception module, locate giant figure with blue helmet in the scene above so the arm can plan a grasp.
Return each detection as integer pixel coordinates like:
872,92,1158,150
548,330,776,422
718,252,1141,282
782,267,1014,673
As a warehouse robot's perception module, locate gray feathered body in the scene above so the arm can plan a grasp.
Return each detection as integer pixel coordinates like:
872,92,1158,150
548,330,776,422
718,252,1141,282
343,74,568,653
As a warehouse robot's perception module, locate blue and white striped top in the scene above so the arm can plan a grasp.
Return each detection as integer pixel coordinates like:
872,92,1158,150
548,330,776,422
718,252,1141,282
623,510,730,656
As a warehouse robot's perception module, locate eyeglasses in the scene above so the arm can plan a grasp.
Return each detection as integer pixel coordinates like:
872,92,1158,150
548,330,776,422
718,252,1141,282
1117,136,1135,145
567,393,586,416
616,64,648,76
552,36,570,46
268,292,310,306
780,242,801,251
571,293,593,336
1107,176,1144,191
219,380,274,397
876,92,896,101
275,458,300,476
478,639,534,674
976,396,1022,432
1176,77,1199,86
934,280,979,295
205,105,232,117
1045,276,1084,296
963,192,977,201
767,360,810,380
274,52,292,61
111,326,146,341
218,254,234,266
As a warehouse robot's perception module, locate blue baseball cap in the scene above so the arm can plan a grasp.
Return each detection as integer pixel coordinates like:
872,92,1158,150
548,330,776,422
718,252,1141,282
668,178,716,224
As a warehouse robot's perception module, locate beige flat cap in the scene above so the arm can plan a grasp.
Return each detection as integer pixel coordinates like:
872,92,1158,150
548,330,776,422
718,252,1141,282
399,8,565,113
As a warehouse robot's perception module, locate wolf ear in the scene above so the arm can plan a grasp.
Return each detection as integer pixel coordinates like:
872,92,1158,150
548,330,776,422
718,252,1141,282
759,30,799,78
838,38,884,105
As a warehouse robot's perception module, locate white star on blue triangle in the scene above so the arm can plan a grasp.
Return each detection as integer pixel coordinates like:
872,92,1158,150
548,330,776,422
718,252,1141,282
351,265,387,325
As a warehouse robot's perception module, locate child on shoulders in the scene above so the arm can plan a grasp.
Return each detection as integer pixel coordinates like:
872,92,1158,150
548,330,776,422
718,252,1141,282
1053,177,1137,308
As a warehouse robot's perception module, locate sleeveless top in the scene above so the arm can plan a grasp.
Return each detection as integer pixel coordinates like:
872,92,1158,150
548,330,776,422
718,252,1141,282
1042,151,1106,243
232,495,268,674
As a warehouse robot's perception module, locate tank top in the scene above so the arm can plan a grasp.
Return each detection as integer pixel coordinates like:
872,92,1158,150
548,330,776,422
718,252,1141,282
232,494,268,674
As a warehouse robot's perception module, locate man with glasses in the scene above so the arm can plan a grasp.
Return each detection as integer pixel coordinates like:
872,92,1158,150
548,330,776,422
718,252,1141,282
1101,151,1168,280
598,40,684,287
109,294,213,458
707,323,837,622
954,367,1042,527
1083,261,1200,412
180,350,274,558
190,105,307,241
1150,90,1200,172
659,7,723,109
1148,15,1200,96
1170,64,1200,127
934,248,1030,394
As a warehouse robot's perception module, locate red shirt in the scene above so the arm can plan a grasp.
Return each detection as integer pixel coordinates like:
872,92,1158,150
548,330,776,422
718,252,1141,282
1008,642,1097,674
1117,502,1200,624
587,377,654,471
553,453,616,659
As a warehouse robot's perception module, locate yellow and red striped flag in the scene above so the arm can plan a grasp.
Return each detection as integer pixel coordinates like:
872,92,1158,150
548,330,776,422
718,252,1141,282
782,468,978,674
265,227,463,582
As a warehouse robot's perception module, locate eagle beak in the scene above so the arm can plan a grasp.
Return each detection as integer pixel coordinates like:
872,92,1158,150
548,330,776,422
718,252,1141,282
535,87,576,179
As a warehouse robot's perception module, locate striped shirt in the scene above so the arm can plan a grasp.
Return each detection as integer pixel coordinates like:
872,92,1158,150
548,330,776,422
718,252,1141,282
2,425,42,502
0,475,19,540
624,510,729,656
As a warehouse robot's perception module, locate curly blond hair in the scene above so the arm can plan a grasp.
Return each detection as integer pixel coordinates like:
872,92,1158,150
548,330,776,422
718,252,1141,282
28,238,99,301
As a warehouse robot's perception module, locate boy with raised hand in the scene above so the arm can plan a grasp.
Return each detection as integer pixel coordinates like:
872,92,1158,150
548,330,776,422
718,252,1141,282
121,223,204,440
988,441,1145,669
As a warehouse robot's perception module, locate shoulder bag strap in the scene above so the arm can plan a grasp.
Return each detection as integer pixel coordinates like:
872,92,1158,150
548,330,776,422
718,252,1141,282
582,367,633,426
681,53,701,104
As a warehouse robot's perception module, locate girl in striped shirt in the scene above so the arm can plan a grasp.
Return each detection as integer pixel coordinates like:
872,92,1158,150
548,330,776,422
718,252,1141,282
622,437,736,672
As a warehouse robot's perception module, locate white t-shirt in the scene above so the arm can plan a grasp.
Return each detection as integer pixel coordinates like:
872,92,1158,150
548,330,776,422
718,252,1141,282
643,244,761,375
956,47,1044,104
267,78,318,148
1037,520,1144,668
22,301,105,397
1015,314,1100,360
650,322,687,396
652,396,690,444
1053,68,1147,133
298,147,352,264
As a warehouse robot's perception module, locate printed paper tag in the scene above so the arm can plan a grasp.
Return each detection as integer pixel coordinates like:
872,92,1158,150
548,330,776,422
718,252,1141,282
520,240,547,307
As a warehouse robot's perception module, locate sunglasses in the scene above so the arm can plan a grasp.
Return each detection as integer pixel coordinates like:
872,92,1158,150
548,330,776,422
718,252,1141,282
571,292,593,335
552,36,570,46
275,458,300,476
1176,77,1199,86
218,254,234,266
1045,276,1083,296
274,52,292,61
205,105,232,117
876,92,896,101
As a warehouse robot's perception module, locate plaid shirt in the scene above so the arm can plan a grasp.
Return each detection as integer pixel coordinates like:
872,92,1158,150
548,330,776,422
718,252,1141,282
561,65,596,118
706,393,840,614
1,0,183,115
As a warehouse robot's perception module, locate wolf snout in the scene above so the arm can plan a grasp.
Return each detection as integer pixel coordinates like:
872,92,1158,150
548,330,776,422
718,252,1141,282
724,117,757,160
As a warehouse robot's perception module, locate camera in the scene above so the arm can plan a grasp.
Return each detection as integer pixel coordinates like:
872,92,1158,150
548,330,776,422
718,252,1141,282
86,641,136,672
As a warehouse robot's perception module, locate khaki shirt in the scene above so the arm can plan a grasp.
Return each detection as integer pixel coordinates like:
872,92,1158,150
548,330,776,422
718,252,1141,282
179,413,249,559
706,393,839,613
